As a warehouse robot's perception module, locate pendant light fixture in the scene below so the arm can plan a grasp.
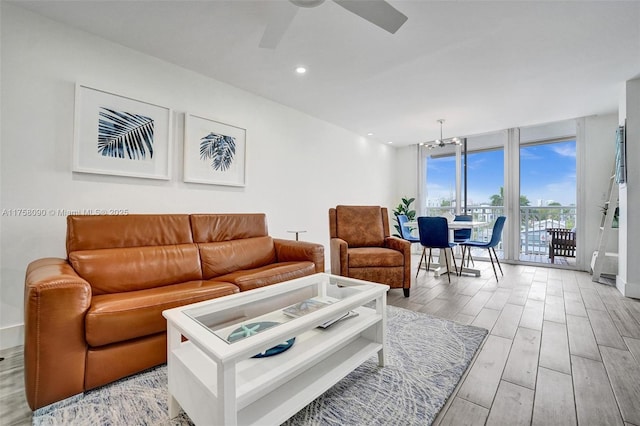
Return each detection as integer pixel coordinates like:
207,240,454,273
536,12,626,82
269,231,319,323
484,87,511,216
422,119,461,149
419,119,468,213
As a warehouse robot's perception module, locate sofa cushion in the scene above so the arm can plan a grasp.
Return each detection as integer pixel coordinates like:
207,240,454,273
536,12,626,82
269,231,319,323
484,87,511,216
85,280,239,347
69,244,202,295
216,261,316,292
199,236,277,279
348,247,405,268
85,333,166,391
335,205,385,247
191,214,268,242
67,214,192,254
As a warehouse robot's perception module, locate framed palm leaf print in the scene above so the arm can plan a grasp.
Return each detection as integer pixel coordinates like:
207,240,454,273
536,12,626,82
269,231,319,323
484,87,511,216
184,113,246,186
73,84,172,180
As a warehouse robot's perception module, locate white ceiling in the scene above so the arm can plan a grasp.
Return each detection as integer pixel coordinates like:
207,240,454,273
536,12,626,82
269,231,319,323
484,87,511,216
12,0,640,146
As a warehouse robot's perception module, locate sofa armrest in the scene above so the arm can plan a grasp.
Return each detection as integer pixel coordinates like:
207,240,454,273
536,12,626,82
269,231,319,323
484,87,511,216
273,239,325,273
385,236,411,289
24,258,92,410
329,237,348,276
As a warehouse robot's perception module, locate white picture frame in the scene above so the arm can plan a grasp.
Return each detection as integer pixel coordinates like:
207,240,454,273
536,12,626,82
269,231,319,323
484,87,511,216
73,83,172,180
183,113,246,187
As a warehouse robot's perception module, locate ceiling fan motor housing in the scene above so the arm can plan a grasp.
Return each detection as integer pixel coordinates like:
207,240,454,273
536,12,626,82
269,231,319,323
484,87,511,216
262,0,408,49
290,0,326,8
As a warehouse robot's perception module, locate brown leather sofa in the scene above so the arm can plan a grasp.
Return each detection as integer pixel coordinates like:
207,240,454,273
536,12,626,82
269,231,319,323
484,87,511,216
24,213,324,410
329,205,411,297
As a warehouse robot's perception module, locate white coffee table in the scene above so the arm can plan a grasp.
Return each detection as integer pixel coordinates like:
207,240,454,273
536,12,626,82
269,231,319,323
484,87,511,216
162,273,389,426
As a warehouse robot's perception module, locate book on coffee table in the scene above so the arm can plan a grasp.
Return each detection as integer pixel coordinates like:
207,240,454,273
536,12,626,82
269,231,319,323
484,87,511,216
282,299,332,318
317,310,359,329
283,298,359,329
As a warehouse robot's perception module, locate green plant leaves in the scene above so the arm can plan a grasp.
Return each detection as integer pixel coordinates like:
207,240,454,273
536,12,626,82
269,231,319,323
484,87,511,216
392,196,416,237
402,197,415,205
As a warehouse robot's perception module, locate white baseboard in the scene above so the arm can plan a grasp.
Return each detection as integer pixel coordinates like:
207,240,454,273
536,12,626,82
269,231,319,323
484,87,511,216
0,323,24,350
616,276,640,300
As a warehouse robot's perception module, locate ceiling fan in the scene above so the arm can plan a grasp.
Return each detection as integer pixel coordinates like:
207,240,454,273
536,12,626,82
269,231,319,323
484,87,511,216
259,0,408,49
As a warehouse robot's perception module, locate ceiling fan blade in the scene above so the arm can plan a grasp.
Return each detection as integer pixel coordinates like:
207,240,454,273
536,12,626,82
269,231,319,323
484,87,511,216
259,3,299,49
333,0,407,34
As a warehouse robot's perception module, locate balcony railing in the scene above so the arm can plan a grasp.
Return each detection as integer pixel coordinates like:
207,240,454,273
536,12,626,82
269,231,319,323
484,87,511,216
421,205,577,261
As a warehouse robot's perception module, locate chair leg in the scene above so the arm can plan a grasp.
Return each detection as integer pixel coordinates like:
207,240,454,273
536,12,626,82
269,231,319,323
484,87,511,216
427,249,433,272
450,248,459,276
467,249,475,267
416,248,427,278
403,288,410,297
491,247,504,276
443,250,451,283
460,245,467,268
487,248,499,282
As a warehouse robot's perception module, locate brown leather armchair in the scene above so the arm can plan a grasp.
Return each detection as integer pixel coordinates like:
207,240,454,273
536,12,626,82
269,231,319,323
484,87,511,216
329,205,411,297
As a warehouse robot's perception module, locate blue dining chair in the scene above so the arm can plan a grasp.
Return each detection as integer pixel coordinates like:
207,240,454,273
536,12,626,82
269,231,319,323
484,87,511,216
460,216,506,282
396,214,420,244
416,216,458,283
453,214,474,267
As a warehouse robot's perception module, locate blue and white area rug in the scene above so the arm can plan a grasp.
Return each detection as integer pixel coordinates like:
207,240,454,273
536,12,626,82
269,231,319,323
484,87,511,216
33,306,487,426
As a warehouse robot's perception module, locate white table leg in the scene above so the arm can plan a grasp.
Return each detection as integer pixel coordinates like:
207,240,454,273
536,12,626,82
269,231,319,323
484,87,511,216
459,266,481,277
217,361,238,426
167,325,181,419
168,395,181,419
433,248,482,277
433,248,453,276
458,247,481,276
376,293,387,367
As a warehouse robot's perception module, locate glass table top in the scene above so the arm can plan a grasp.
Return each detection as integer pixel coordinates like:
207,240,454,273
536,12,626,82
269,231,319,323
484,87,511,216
183,274,379,345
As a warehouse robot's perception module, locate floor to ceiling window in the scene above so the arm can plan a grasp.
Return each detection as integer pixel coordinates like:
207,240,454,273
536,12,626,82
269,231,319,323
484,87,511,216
519,138,577,265
464,135,505,239
420,131,506,260
423,152,457,210
419,120,579,268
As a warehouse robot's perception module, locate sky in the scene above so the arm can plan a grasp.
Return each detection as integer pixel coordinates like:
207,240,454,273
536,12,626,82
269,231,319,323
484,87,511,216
426,140,577,206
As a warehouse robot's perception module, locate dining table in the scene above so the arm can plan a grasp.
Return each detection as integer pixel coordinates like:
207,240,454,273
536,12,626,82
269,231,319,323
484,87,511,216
404,218,488,277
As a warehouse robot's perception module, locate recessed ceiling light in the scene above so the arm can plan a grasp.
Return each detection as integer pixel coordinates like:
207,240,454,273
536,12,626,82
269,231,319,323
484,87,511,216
387,141,393,144
295,66,307,74
367,132,374,136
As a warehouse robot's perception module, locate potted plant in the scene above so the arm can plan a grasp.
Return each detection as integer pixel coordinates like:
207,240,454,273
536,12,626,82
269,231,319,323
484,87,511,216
392,197,416,237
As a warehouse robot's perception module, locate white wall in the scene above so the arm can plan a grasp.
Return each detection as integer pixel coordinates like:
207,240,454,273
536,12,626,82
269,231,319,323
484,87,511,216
582,114,619,264
394,145,419,214
0,4,397,349
618,78,640,298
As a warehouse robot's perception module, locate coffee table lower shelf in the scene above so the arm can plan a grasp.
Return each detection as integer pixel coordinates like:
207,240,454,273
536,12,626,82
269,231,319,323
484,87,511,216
170,337,382,425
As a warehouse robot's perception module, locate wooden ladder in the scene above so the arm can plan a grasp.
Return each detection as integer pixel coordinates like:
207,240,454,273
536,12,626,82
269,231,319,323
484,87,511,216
592,165,619,283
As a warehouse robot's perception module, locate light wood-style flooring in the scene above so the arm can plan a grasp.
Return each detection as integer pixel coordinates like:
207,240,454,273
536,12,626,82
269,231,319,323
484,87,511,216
2,256,640,425
388,254,640,426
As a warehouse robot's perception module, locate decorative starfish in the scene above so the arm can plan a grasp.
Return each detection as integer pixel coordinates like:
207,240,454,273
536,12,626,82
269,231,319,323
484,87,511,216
229,323,261,340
